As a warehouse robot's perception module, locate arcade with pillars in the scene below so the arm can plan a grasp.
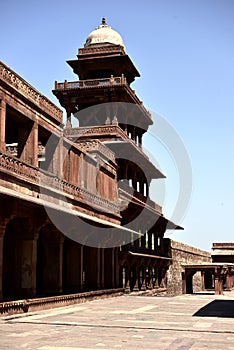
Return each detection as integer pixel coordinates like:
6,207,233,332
0,198,120,301
182,264,234,295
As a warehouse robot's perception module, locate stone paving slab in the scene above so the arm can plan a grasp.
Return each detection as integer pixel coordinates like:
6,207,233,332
1,291,234,349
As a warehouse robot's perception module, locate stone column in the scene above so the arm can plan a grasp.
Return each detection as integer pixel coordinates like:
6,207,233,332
54,133,63,178
148,266,153,289
0,100,6,152
58,236,64,293
31,232,39,297
18,121,38,166
133,264,139,292
66,109,72,129
0,222,7,300
201,271,205,291
79,245,84,291
115,248,119,288
214,270,222,295
98,247,106,290
31,122,38,167
112,248,115,288
125,266,131,293
160,267,167,288
141,266,146,291
154,267,159,288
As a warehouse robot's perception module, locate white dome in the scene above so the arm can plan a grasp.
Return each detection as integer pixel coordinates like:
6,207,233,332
84,18,125,49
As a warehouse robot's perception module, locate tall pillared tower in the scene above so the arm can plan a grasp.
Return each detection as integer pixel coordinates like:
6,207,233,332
53,19,181,292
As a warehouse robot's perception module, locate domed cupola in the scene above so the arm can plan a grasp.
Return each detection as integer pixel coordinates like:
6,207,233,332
84,18,125,49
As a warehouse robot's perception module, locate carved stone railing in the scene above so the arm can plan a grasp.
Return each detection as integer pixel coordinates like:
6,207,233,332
77,140,116,163
6,143,45,157
0,61,63,123
40,170,119,214
55,76,124,90
65,124,127,139
53,76,152,121
0,289,125,315
0,152,120,214
64,124,145,155
0,152,39,182
118,185,162,214
78,45,125,56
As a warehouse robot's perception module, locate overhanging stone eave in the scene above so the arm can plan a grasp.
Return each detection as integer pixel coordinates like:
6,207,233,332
0,184,144,240
127,251,172,260
103,140,165,179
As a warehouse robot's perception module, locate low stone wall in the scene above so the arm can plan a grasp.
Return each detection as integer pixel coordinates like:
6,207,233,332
0,288,124,316
165,239,211,295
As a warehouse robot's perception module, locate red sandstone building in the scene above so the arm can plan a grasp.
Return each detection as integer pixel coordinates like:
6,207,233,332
0,19,181,302
1,19,231,307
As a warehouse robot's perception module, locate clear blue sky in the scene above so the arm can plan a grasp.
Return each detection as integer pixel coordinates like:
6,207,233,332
1,0,234,251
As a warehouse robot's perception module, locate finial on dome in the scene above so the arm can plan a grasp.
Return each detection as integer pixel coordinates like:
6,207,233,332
102,17,106,25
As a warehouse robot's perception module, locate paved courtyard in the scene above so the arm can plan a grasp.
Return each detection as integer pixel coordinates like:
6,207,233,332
1,291,234,350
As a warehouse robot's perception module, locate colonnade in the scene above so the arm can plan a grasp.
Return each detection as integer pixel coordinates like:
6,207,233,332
0,216,119,301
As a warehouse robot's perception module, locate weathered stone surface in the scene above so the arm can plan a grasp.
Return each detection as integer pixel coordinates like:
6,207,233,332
166,239,211,295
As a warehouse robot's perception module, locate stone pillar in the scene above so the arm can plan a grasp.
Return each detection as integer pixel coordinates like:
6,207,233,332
214,271,222,295
138,133,142,149
32,122,38,167
0,100,6,152
133,264,139,292
58,236,64,293
0,222,7,300
31,232,39,297
66,109,72,129
148,266,153,289
160,267,166,288
54,133,63,178
98,247,107,290
201,271,205,291
125,266,131,293
18,121,38,166
141,266,146,291
79,245,84,291
154,267,159,288
115,248,119,288
112,248,115,288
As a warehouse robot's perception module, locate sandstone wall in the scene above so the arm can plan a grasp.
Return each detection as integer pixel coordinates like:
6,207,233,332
165,239,211,295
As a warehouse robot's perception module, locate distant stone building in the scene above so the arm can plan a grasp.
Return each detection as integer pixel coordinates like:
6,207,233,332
166,239,211,295
0,19,213,307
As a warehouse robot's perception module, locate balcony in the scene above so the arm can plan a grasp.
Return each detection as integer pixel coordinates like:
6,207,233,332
64,124,144,153
55,76,123,90
0,151,120,217
53,76,152,122
118,180,162,215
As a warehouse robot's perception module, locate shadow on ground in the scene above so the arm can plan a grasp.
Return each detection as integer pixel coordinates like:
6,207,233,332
193,300,234,318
